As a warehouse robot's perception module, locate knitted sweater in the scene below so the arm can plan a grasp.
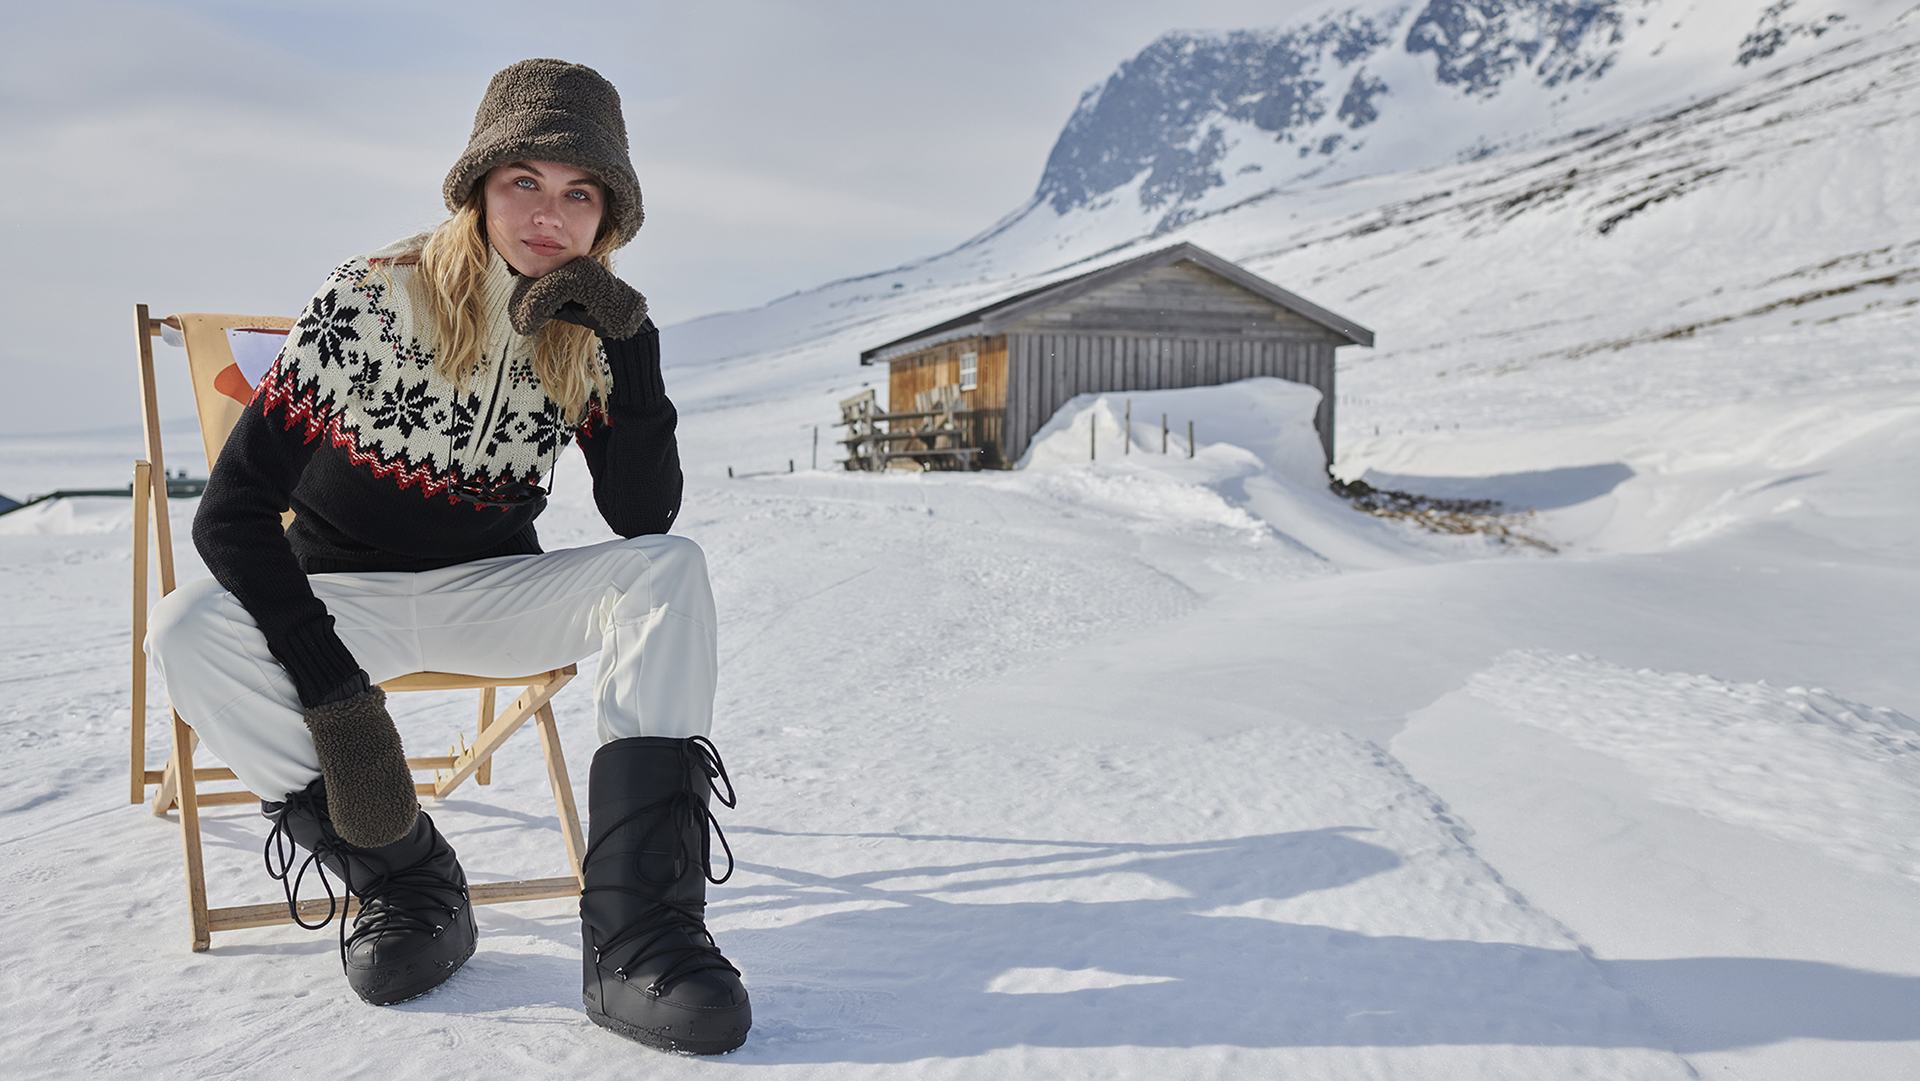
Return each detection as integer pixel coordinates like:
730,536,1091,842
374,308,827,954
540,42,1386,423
192,239,682,707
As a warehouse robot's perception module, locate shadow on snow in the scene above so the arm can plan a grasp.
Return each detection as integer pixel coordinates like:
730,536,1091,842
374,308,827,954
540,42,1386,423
188,815,1920,1060
1359,463,1636,511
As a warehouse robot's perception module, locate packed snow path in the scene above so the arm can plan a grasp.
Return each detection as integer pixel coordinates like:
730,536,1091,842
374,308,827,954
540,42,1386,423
3,375,1917,1080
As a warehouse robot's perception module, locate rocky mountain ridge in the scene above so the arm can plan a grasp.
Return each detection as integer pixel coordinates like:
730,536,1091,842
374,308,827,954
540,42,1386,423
1031,0,1874,233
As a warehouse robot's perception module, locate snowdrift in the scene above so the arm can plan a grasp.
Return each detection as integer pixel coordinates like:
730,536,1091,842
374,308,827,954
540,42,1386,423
1342,382,1920,555
1010,379,1487,571
1017,378,1329,488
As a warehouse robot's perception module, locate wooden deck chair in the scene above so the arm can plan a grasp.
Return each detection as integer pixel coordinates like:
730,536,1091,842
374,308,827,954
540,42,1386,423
129,304,587,951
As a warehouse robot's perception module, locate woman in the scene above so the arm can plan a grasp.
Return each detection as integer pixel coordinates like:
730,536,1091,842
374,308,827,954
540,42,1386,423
146,59,750,1055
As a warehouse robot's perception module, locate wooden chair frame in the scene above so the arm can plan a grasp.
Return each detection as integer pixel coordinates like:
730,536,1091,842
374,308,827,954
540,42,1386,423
130,304,586,951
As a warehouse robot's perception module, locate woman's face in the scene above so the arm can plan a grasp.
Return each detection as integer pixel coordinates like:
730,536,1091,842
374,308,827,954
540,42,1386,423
482,160,605,277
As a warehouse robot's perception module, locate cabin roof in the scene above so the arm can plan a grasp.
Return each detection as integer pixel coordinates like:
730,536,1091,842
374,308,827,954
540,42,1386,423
858,241,1374,364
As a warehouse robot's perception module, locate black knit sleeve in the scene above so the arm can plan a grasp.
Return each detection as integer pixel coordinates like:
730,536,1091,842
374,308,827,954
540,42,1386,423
191,283,368,708
575,319,683,537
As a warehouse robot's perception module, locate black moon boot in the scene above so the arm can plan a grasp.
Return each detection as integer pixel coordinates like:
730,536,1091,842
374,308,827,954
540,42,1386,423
264,780,477,1005
581,736,751,1054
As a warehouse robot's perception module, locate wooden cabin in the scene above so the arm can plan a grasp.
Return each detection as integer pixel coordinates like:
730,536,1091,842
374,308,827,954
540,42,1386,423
851,242,1373,470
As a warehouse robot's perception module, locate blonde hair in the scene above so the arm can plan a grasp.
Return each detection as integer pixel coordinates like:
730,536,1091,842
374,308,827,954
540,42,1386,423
404,190,615,425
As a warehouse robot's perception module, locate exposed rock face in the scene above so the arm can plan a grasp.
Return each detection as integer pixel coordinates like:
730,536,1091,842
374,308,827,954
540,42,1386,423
1405,0,1629,94
1036,13,1398,218
1030,0,1756,230
1736,0,1847,65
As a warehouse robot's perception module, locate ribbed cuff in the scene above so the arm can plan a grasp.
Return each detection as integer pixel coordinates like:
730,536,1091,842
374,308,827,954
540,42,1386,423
271,618,366,708
314,669,373,706
605,322,666,409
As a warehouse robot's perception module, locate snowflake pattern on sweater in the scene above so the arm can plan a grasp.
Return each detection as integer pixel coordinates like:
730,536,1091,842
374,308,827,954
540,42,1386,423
253,246,603,503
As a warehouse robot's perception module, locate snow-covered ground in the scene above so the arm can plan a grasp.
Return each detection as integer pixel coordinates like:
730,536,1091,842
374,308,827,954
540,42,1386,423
5,11,1920,1080
4,366,1915,1078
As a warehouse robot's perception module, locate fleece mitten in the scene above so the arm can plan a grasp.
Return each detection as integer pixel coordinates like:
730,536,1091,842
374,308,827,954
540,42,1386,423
301,686,419,848
509,257,648,339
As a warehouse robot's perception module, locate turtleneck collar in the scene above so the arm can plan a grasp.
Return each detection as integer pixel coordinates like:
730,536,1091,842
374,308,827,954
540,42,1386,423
481,246,526,341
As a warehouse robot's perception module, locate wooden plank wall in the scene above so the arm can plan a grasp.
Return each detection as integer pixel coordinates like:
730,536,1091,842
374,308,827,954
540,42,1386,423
882,335,1012,466
1015,262,1336,339
885,335,1008,413
979,336,1009,410
1003,334,1337,466
877,263,1357,468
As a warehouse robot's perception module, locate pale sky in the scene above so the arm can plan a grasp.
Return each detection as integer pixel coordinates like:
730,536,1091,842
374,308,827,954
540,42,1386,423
1,0,1313,435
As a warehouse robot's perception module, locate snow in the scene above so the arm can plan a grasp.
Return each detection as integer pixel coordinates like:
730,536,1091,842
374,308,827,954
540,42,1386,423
6,9,1920,1080
1459,650,1920,878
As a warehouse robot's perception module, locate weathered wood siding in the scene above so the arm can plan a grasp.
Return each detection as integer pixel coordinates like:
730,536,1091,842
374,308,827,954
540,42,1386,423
885,335,1008,412
880,261,1352,468
1012,262,1343,341
1002,335,1338,465
883,335,1010,466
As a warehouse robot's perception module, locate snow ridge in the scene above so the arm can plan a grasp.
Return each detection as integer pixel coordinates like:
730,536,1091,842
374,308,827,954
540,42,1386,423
1467,651,1920,878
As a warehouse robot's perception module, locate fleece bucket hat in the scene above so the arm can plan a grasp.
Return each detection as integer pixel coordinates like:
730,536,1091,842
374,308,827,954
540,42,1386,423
444,59,644,248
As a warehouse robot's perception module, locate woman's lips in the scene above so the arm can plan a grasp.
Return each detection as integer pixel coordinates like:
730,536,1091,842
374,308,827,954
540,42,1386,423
524,238,566,256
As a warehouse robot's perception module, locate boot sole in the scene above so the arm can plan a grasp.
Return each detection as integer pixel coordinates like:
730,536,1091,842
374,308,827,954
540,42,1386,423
352,904,479,1006
586,1002,750,1055
356,931,476,1006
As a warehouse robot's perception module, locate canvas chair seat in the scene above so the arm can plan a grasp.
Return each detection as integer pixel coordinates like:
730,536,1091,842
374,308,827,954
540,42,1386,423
131,305,586,951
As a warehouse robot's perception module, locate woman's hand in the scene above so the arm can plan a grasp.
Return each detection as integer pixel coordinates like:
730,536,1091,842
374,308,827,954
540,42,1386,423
509,257,649,339
302,685,420,848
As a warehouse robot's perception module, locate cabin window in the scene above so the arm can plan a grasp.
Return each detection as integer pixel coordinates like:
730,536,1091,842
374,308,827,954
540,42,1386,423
959,351,978,391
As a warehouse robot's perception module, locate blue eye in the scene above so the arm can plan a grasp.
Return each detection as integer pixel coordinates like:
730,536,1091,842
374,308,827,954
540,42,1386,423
567,190,591,201
515,177,535,190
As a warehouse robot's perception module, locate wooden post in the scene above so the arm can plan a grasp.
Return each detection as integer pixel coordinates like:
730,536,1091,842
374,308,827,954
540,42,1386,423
1188,420,1195,459
475,686,497,785
172,711,212,951
1090,412,1096,461
131,460,151,804
134,306,177,598
1162,414,1168,454
812,426,819,470
152,721,195,816
1125,399,1131,455
535,706,588,888
429,677,571,798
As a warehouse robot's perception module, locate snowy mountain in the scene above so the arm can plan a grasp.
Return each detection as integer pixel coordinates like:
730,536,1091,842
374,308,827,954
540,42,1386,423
664,0,1917,469
1036,0,1874,233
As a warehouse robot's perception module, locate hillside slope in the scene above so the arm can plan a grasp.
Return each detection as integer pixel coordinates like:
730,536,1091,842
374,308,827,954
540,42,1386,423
1035,0,1890,232
662,2,1919,470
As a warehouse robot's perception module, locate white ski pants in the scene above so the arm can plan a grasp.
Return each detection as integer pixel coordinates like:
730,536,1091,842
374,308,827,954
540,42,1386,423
146,534,718,802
